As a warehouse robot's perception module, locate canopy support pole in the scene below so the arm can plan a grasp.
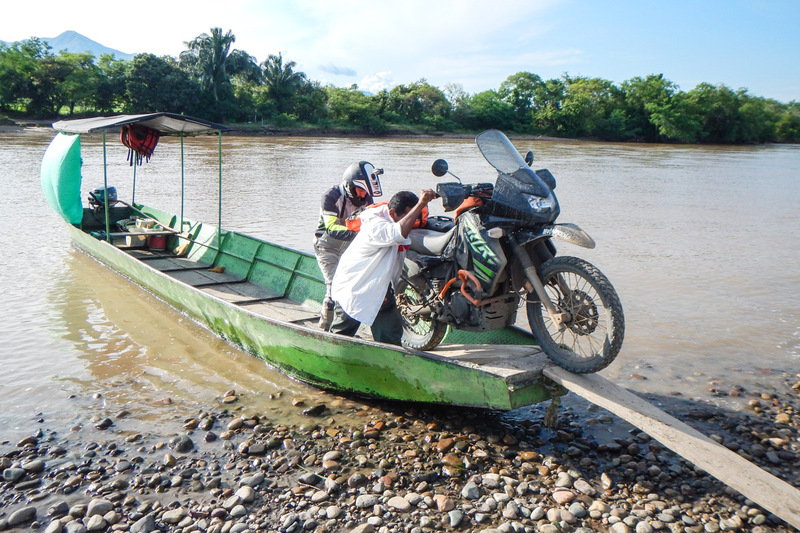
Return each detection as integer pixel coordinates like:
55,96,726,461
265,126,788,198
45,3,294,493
217,131,223,250
131,162,137,206
102,131,111,242
180,134,185,231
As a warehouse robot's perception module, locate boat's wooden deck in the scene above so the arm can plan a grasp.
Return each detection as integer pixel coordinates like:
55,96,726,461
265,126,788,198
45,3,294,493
126,248,550,382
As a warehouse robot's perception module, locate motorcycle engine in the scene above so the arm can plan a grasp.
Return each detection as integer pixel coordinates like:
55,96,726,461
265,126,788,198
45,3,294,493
444,291,480,327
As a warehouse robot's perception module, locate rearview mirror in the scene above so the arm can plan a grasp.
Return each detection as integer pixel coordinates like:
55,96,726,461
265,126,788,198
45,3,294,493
524,151,534,167
431,159,449,177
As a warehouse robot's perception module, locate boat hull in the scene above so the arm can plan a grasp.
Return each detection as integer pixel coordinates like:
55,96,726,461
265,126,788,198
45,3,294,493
66,222,561,410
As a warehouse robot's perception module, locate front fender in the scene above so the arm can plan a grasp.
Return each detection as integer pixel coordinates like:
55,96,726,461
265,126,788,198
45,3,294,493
517,223,596,249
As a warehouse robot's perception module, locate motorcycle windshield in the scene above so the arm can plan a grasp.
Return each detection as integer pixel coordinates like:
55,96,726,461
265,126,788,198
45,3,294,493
476,129,529,174
476,129,552,200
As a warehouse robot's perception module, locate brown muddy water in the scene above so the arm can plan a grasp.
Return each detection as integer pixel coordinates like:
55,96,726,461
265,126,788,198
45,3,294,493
0,128,798,444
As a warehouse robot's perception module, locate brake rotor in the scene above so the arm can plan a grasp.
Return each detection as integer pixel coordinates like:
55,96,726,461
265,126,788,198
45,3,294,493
561,289,599,335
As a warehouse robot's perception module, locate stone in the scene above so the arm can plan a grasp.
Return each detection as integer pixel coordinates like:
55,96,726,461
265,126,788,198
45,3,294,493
3,467,26,482
235,485,255,503
311,490,329,503
574,478,596,495
65,521,88,533
555,472,574,488
48,501,70,518
22,459,45,473
86,515,107,532
569,502,587,518
388,496,411,512
350,524,375,533
434,495,454,512
436,437,455,452
610,523,631,533
325,506,341,519
223,495,242,510
168,435,194,453
130,514,156,533
8,506,37,527
240,472,265,487
461,481,481,499
482,473,501,488
323,450,342,462
448,510,464,527
162,508,187,524
552,490,576,505
589,500,611,514
636,521,654,533
87,499,114,517
45,520,63,533
355,494,378,508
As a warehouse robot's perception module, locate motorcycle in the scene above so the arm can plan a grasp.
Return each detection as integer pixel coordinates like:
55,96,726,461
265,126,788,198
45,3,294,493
398,130,624,373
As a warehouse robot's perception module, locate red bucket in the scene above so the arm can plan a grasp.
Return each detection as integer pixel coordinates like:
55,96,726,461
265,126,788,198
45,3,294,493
147,234,167,251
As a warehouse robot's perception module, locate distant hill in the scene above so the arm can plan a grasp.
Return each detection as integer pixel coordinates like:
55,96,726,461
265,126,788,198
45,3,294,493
1,30,135,61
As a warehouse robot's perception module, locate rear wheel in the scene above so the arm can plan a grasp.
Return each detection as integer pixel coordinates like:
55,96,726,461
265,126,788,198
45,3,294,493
527,256,624,373
399,282,447,351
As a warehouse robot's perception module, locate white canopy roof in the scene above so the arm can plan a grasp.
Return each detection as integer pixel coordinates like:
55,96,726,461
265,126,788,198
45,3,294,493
52,112,229,135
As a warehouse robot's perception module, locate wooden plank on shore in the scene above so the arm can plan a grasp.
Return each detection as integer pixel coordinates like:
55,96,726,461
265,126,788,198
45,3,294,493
543,366,800,529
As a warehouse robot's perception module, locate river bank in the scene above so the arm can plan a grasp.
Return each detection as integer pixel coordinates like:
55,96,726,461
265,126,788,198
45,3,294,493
2,370,798,533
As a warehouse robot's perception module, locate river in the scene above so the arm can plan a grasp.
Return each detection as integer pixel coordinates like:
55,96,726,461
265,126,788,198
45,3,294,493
1,128,798,443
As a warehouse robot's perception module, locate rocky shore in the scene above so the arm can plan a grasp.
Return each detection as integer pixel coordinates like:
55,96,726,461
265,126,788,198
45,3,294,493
1,374,799,533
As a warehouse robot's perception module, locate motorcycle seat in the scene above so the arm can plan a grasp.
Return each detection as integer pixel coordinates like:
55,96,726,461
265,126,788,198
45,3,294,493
409,227,456,256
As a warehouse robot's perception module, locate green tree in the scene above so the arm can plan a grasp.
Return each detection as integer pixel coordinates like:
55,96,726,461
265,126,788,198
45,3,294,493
498,72,544,130
557,75,621,138
0,39,52,113
180,28,244,114
326,86,385,131
386,79,450,125
125,54,201,115
619,74,679,141
93,54,129,113
531,78,566,135
261,52,307,114
466,90,514,130
57,51,101,115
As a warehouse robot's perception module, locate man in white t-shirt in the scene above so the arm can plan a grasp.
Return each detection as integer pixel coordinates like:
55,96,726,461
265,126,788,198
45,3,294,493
329,189,436,345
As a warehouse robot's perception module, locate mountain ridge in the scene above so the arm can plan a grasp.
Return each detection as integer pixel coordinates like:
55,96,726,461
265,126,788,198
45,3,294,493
1,30,135,61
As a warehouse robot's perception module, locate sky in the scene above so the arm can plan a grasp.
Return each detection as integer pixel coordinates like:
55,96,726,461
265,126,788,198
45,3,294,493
2,0,798,103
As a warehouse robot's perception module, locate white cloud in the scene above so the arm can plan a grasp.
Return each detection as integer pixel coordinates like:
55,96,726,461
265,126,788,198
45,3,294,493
358,72,394,94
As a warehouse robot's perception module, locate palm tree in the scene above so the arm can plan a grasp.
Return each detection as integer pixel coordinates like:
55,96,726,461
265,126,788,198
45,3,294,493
261,52,307,113
180,28,236,103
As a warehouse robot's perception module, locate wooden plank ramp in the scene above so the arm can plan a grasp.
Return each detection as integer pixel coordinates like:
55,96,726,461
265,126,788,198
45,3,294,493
543,366,800,529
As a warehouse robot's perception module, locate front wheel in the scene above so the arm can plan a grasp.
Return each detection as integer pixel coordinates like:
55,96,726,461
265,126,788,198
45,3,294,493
399,282,448,351
527,256,624,373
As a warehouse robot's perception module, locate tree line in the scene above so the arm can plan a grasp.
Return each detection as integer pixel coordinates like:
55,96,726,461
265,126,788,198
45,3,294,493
1,28,799,144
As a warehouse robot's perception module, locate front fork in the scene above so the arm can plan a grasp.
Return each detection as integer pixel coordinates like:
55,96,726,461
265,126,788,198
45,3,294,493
508,234,569,331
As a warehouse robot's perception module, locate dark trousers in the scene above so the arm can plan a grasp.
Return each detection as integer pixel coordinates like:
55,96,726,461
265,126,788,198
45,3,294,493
329,301,403,346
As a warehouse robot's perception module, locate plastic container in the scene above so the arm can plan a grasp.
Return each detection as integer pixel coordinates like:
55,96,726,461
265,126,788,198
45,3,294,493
147,235,167,251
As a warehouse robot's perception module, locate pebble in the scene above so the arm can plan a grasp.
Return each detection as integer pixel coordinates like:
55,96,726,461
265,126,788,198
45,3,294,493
461,481,481,499
356,494,378,508
8,506,37,527
388,496,411,512
552,490,576,505
87,499,113,517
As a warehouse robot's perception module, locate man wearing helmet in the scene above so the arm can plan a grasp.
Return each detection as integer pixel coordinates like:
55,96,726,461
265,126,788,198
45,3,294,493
314,161,384,329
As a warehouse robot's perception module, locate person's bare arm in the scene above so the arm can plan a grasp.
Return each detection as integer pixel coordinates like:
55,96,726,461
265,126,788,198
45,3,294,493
399,189,437,238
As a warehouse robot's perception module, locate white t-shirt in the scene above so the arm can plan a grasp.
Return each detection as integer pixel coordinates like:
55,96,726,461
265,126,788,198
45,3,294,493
331,204,410,326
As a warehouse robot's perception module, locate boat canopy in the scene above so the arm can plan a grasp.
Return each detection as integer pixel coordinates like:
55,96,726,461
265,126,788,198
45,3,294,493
52,112,229,135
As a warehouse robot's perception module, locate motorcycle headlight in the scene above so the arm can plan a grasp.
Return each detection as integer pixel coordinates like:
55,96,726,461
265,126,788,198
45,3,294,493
525,194,556,213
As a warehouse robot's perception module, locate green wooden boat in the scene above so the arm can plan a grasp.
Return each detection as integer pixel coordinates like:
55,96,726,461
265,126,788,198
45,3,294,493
41,113,563,410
